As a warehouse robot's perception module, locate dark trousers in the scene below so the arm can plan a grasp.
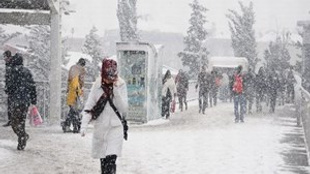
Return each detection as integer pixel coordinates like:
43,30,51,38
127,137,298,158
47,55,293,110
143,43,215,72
234,94,245,122
269,91,277,113
100,155,117,174
178,94,187,111
256,90,264,112
64,106,80,130
11,104,28,140
162,96,171,118
199,89,209,113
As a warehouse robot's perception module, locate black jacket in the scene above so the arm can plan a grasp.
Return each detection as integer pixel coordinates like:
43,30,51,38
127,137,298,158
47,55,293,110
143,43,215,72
6,54,37,107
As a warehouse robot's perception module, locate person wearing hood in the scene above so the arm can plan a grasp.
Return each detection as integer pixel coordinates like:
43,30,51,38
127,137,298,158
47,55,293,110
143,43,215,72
81,58,128,174
6,53,37,150
162,70,177,119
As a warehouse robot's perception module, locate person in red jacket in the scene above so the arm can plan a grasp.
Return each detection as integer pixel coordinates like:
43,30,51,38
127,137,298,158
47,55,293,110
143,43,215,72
231,65,245,123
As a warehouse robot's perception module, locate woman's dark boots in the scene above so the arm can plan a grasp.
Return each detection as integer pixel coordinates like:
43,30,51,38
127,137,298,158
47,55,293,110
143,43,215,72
101,155,117,174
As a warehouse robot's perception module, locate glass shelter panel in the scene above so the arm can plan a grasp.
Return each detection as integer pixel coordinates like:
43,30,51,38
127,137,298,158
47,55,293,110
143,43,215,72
118,50,148,122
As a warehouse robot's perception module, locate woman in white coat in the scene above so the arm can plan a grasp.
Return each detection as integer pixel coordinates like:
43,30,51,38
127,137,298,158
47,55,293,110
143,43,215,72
162,70,177,119
81,58,128,174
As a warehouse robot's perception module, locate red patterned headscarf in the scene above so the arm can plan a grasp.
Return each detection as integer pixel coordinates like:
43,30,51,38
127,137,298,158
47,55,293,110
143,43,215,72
101,58,118,83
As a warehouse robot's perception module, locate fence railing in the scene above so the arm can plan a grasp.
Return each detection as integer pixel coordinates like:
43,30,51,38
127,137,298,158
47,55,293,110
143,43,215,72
294,74,310,161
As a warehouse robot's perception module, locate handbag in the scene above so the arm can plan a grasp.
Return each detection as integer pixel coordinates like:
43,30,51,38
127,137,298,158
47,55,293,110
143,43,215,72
29,105,43,126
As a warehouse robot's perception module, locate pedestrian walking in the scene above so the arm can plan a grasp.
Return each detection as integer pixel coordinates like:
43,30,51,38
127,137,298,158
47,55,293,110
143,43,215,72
266,68,280,113
175,69,189,111
81,58,128,174
62,58,86,133
255,67,267,113
195,65,211,114
210,70,220,107
162,70,177,119
3,50,13,127
219,72,229,102
6,53,37,150
231,65,246,123
243,67,256,114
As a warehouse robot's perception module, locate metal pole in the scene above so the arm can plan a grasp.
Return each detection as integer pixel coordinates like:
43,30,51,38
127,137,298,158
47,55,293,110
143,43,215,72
49,1,62,124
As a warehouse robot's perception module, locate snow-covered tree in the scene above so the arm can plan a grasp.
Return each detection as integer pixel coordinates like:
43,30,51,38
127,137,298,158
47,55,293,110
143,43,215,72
226,1,257,70
178,0,209,77
26,25,51,81
117,0,139,41
82,26,104,82
264,32,292,72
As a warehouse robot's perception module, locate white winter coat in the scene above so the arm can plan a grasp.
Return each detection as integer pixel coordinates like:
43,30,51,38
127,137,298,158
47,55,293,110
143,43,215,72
162,77,177,99
81,77,128,159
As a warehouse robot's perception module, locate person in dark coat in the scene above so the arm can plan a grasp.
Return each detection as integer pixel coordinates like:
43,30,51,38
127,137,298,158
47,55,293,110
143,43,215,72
175,69,189,111
6,53,37,150
3,50,13,127
255,67,267,113
266,68,280,113
209,70,218,107
195,65,211,114
243,67,256,114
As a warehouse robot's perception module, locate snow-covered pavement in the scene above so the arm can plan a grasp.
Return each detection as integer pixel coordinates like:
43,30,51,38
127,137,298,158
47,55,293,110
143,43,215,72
0,101,310,174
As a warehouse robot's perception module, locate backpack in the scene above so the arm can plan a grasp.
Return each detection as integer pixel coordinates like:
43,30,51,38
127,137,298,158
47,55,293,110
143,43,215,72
233,74,243,94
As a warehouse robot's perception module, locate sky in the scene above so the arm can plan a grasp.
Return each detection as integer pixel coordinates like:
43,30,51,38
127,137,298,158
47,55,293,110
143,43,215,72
63,0,310,38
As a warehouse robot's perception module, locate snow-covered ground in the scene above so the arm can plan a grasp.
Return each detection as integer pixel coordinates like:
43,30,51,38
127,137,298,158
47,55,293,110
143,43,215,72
0,101,309,174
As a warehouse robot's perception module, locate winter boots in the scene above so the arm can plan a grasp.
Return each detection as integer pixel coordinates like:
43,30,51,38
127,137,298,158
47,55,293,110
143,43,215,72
61,119,81,133
17,133,29,150
101,155,117,174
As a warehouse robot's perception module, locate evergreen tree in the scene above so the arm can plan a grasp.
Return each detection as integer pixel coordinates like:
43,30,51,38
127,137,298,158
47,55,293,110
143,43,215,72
264,33,292,72
117,0,139,41
227,1,257,70
178,0,209,77
82,26,104,82
26,25,51,81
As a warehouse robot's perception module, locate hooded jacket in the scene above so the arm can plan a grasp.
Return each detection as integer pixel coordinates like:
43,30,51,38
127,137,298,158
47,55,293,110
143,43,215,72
7,54,36,107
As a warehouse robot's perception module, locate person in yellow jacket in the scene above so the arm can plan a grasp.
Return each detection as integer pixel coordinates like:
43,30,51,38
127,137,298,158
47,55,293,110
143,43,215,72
62,58,86,133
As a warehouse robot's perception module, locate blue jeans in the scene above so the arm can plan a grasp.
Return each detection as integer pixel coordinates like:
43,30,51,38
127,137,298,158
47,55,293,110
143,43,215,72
234,94,245,122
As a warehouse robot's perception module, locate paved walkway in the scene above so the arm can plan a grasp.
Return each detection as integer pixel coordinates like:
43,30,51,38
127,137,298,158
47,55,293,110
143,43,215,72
0,101,309,174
